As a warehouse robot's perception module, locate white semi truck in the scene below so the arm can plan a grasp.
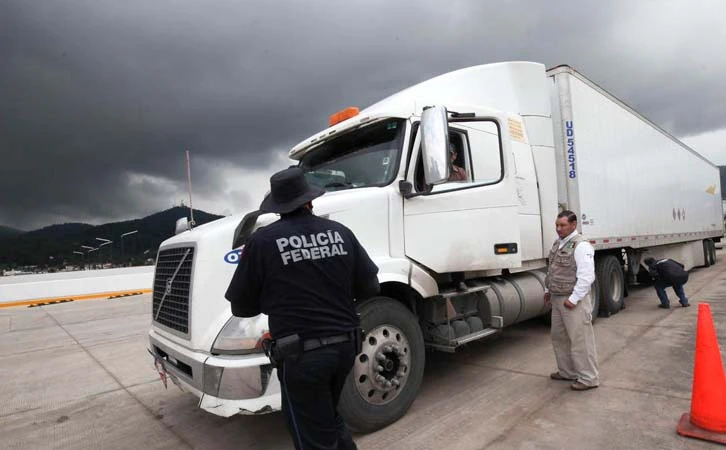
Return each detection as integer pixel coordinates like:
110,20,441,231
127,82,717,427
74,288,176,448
148,62,723,432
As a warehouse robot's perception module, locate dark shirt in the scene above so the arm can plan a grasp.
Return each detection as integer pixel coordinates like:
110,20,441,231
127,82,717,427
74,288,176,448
225,209,379,339
648,258,688,285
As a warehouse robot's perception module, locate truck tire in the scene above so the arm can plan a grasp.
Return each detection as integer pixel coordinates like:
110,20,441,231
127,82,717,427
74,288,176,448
703,240,712,267
596,255,624,314
541,310,552,325
590,277,601,321
708,240,717,266
338,297,425,433
713,240,718,264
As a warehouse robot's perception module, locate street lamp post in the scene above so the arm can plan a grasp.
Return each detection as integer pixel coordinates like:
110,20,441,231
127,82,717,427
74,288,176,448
99,240,113,266
96,237,112,265
80,246,94,270
73,251,85,270
86,247,99,269
121,230,138,265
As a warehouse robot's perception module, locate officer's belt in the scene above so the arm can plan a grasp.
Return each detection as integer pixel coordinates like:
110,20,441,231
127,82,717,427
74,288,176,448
302,333,351,352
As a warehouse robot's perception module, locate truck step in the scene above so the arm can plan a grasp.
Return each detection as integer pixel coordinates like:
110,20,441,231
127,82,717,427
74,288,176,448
426,327,500,353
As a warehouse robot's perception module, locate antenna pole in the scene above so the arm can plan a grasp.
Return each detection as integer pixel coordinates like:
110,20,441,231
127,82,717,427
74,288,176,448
186,150,195,227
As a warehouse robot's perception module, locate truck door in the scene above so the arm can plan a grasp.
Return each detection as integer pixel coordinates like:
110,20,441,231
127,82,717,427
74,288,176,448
403,118,522,274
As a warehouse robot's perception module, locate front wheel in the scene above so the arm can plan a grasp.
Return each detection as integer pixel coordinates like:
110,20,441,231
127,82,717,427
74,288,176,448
338,297,425,433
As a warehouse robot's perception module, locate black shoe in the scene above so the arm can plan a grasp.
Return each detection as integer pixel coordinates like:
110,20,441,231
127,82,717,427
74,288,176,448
658,304,670,309
680,302,691,308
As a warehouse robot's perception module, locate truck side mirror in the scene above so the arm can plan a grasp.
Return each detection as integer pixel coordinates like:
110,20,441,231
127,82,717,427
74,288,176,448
399,180,430,199
420,105,450,186
399,180,413,198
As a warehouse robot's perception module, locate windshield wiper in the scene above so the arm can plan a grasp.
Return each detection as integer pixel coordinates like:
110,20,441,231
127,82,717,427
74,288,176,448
324,181,353,189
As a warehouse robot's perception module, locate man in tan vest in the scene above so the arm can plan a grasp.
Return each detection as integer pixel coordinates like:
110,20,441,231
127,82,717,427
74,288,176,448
544,210,600,391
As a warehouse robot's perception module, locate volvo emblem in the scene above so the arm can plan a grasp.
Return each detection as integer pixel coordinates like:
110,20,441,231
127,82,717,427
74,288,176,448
224,248,243,264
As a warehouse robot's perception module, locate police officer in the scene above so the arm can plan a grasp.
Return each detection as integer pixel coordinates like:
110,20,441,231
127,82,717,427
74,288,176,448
225,167,379,450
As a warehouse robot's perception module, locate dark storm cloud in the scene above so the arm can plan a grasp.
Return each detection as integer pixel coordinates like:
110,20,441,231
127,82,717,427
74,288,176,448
1,0,724,229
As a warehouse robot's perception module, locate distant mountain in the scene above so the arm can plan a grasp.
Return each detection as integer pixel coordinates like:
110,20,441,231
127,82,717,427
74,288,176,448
22,223,94,240
0,207,223,267
0,225,25,239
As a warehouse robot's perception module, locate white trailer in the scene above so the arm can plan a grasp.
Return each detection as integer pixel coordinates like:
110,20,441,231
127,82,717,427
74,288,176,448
148,62,723,433
547,66,723,314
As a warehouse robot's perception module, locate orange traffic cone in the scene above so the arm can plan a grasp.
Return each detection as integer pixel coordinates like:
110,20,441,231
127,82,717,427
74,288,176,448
677,303,726,444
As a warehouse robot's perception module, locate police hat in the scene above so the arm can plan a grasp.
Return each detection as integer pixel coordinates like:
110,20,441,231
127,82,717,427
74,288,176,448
259,167,325,214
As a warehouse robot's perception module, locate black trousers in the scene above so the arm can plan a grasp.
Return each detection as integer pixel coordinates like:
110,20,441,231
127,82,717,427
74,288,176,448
277,341,358,450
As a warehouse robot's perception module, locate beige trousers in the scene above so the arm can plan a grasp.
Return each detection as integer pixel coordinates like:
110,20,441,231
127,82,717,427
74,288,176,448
551,293,600,386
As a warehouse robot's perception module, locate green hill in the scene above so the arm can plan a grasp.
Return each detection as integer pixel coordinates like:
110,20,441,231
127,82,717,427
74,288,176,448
0,207,223,268
0,225,25,239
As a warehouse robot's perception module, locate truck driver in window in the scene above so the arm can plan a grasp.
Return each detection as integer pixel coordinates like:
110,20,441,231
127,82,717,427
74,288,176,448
448,143,467,182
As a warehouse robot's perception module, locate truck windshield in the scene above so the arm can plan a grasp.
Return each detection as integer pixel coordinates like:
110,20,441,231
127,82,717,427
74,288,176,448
300,118,405,191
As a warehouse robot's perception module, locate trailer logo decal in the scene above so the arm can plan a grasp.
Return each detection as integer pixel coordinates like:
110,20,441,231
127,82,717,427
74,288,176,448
566,121,576,178
224,248,243,264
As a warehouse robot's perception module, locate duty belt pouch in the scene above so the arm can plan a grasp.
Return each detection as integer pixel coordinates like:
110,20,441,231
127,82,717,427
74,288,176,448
261,338,277,367
273,334,302,364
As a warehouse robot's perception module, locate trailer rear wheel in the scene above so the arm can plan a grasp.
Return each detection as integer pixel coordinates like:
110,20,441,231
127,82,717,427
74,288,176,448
703,240,713,267
338,297,425,433
596,255,624,314
713,241,718,264
590,277,601,321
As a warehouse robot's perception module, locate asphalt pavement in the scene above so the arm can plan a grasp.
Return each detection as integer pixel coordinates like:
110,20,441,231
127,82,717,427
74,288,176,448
1,252,725,449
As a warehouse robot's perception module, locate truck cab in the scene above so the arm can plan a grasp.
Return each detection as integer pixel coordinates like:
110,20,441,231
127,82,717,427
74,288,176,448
149,62,559,431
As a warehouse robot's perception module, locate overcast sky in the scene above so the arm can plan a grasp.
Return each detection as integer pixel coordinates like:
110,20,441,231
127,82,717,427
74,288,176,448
1,0,725,230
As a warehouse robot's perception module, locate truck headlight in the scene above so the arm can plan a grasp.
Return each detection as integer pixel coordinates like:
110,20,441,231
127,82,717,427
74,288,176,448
211,316,269,355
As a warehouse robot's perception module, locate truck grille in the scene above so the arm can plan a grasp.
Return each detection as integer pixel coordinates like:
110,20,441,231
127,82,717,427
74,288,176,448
153,246,195,335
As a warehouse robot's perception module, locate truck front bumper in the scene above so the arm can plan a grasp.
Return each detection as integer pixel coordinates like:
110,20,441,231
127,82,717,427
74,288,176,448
148,329,281,417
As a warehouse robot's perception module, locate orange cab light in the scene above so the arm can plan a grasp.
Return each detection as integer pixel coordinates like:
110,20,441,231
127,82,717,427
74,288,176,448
329,107,360,126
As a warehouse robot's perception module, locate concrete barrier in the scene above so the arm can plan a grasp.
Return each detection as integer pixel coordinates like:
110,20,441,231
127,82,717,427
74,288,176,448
0,266,155,306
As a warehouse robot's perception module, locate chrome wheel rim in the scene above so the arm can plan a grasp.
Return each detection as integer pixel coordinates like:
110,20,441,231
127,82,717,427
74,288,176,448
353,325,410,405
